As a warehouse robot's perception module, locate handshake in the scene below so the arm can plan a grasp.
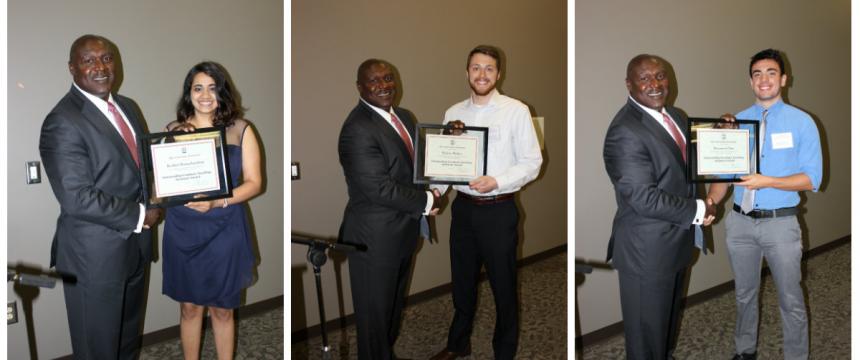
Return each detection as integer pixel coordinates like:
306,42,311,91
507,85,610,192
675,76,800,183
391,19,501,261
703,197,717,226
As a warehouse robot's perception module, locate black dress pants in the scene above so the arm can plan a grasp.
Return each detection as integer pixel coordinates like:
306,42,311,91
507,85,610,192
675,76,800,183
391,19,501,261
348,253,413,360
617,268,687,360
445,196,519,360
63,249,148,360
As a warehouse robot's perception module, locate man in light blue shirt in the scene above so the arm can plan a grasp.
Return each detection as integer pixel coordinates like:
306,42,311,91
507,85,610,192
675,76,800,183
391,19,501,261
708,49,822,360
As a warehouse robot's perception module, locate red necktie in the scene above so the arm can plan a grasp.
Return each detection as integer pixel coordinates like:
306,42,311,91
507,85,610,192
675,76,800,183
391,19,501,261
108,102,140,167
662,112,686,163
390,112,414,162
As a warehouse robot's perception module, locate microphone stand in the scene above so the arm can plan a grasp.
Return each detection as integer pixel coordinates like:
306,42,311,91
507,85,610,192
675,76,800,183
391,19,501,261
292,235,359,359
8,269,59,360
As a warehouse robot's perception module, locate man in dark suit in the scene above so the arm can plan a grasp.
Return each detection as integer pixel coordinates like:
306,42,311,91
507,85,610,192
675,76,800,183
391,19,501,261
603,54,715,359
338,59,439,360
40,34,161,359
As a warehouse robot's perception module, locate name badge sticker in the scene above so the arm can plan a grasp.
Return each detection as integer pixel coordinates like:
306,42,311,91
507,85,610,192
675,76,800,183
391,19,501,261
771,132,793,150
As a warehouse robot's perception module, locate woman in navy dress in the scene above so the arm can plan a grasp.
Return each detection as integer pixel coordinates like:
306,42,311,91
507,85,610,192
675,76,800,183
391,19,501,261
162,61,262,360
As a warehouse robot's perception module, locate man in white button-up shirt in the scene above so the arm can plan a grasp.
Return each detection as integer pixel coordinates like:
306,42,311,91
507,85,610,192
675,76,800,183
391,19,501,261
430,45,543,360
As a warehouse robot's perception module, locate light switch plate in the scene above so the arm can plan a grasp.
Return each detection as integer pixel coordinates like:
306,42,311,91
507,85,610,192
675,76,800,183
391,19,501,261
291,162,300,180
26,161,41,184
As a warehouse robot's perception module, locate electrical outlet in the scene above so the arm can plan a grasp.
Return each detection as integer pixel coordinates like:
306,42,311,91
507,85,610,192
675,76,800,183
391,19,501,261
8,301,18,324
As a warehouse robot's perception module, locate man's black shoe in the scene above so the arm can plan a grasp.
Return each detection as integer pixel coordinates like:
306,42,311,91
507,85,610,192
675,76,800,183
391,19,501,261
731,352,757,360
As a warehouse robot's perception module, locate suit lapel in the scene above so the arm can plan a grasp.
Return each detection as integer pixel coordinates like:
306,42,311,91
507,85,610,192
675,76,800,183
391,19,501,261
394,108,416,140
664,107,689,168
359,102,413,162
115,97,146,140
627,100,685,167
71,87,140,172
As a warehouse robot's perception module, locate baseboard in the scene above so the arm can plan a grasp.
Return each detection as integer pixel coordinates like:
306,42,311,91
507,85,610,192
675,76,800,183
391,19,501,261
576,235,850,349
55,295,284,359
292,243,568,343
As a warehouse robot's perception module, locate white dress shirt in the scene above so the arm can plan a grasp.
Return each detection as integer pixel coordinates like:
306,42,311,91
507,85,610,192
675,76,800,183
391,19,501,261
434,89,543,196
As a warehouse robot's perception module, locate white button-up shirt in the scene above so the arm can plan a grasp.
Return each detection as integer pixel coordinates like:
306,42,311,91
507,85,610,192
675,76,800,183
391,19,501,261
436,89,543,196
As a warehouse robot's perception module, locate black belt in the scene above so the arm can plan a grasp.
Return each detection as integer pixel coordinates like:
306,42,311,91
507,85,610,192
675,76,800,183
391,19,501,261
456,192,515,205
733,204,798,219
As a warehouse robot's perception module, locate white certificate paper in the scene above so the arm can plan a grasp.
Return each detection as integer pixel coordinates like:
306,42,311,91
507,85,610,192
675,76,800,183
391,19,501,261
150,139,221,197
696,128,750,175
424,134,479,178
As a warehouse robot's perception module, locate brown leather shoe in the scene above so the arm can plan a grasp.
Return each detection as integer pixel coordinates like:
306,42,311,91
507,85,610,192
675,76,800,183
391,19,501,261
429,347,470,360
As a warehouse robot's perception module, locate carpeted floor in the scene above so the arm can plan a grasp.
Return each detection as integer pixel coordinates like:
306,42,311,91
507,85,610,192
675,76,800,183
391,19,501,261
291,252,568,359
579,241,851,359
139,307,284,359
136,241,847,359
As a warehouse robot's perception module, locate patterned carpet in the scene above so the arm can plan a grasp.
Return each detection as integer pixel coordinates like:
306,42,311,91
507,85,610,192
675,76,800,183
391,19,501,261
580,241,851,359
135,241,847,359
139,307,284,359
291,252,568,359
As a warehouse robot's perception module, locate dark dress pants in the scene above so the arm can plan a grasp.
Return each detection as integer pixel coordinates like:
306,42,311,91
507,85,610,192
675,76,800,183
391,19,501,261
348,252,413,360
63,249,148,360
445,197,519,360
617,268,687,360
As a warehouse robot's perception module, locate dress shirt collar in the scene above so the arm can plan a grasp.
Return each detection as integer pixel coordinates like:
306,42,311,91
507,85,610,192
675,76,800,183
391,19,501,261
73,82,117,112
750,98,785,119
467,89,501,109
73,82,135,140
628,95,667,122
360,98,394,121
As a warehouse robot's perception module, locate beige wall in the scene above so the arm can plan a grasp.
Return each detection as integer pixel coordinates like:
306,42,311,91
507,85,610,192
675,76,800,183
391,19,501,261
291,0,567,331
575,0,850,336
6,1,284,358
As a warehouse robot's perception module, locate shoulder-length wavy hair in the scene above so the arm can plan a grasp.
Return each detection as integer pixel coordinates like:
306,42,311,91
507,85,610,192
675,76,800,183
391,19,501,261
176,61,243,127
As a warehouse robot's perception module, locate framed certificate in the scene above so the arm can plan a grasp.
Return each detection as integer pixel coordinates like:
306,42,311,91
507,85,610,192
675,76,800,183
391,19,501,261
140,127,233,207
413,124,489,184
687,118,760,183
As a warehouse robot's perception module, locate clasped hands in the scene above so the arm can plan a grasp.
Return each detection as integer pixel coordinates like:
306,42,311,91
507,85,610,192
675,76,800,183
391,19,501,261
143,208,163,229
703,198,717,226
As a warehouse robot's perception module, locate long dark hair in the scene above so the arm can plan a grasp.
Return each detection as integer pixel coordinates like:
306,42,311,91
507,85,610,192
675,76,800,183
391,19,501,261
176,61,243,127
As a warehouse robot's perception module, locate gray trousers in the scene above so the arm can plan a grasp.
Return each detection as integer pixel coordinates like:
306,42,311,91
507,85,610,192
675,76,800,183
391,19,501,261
725,210,808,360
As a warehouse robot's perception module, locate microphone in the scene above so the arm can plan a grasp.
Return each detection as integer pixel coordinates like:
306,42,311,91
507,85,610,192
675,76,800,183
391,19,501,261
291,236,359,253
9,273,57,289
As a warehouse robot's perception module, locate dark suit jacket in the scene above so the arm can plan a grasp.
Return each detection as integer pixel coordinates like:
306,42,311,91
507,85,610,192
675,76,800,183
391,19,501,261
603,99,697,275
338,101,427,264
40,86,153,283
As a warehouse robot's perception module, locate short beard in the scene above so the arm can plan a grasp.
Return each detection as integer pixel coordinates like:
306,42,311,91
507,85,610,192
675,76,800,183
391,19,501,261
470,82,496,96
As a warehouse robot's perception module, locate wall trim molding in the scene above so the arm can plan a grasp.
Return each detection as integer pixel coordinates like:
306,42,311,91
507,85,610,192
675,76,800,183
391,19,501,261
292,243,567,343
575,235,850,351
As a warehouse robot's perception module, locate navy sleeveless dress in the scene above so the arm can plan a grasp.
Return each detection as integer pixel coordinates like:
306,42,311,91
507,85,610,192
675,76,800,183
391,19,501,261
162,138,255,309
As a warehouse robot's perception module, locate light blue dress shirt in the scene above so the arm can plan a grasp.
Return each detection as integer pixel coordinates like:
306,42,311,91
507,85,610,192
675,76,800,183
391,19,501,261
732,99,823,210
